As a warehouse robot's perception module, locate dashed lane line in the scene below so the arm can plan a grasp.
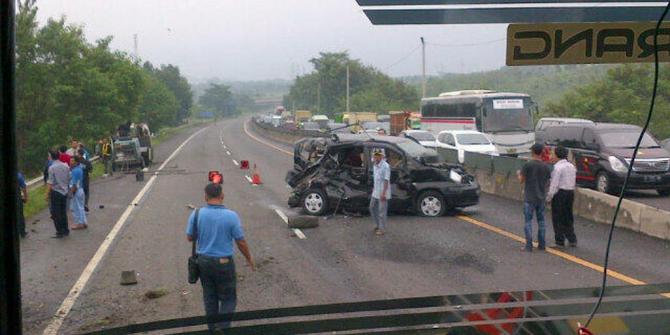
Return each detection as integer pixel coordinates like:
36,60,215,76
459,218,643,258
242,117,658,289
233,159,239,166
274,208,306,240
43,126,209,335
226,150,231,156
245,175,253,183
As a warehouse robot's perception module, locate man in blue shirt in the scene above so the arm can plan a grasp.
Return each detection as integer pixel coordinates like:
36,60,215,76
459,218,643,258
370,149,391,236
186,183,255,332
69,156,87,229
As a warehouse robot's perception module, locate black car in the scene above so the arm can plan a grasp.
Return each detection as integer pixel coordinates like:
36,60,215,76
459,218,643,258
286,134,480,217
543,123,670,196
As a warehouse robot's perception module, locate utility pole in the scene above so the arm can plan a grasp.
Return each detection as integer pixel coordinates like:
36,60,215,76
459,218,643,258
317,81,321,114
421,37,426,98
133,33,139,61
346,64,350,114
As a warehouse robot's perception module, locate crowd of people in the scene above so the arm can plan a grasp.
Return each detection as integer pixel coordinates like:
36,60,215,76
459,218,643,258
15,139,100,239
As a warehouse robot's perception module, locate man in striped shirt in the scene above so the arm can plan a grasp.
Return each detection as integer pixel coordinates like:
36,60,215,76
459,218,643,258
547,146,578,247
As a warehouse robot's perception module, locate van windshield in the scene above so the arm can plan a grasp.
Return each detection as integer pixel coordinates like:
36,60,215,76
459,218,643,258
408,132,435,142
599,131,660,148
457,133,491,145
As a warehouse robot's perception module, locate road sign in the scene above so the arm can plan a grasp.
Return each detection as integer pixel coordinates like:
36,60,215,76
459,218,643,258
506,22,670,66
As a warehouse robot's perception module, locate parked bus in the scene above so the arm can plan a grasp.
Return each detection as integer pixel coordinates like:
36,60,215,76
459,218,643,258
420,90,536,155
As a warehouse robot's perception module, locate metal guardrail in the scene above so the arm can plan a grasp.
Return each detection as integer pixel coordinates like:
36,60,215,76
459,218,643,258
25,156,99,189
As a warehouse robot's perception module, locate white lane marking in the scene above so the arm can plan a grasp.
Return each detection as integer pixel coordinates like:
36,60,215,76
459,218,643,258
223,145,227,149
273,208,306,240
243,120,293,156
245,175,253,183
42,127,208,335
226,150,231,156
232,160,239,166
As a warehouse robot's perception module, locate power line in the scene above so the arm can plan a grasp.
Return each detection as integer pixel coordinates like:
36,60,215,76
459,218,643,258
384,44,421,71
427,37,506,48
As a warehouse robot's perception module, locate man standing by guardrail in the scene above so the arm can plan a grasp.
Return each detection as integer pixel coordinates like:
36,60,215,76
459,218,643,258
17,172,28,238
547,146,578,248
518,143,552,252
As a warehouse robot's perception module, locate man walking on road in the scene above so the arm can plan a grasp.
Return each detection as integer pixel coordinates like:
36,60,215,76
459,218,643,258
69,156,88,230
370,149,391,236
547,146,578,247
186,183,255,333
78,148,92,211
101,138,112,176
47,150,71,238
518,143,551,252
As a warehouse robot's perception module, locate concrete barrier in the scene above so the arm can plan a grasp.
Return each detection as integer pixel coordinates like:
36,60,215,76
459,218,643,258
252,119,670,241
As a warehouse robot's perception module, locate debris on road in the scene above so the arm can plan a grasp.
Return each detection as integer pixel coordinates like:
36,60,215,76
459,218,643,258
186,204,196,210
120,271,138,285
99,205,105,209
288,215,319,229
143,288,169,300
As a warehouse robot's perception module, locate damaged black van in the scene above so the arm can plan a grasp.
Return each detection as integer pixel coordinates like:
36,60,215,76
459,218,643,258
286,134,480,217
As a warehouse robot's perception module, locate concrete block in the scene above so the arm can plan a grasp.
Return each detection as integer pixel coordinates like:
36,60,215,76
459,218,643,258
574,188,641,232
639,207,670,240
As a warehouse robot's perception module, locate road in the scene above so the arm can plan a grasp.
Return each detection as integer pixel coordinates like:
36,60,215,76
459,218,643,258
623,190,670,212
20,117,670,334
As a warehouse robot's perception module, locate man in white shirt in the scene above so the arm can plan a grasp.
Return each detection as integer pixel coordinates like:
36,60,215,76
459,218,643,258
370,150,391,236
547,146,578,247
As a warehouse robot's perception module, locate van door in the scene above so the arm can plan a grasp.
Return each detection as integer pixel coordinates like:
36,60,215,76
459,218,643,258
575,128,600,185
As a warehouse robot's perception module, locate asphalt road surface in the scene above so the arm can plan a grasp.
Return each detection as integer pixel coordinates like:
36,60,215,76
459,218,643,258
20,118,670,334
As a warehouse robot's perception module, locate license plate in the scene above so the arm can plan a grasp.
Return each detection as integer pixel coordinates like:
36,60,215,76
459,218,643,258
644,175,661,182
507,148,517,154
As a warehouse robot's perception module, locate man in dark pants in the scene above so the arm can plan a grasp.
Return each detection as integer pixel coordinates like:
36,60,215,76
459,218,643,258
47,150,71,238
518,143,552,252
547,146,578,247
78,148,92,212
17,172,28,238
186,183,255,333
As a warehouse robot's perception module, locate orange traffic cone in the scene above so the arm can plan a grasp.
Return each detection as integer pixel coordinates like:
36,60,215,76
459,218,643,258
251,164,262,185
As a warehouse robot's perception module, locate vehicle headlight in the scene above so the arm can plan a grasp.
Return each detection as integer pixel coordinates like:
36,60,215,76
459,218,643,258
608,156,628,173
449,170,463,183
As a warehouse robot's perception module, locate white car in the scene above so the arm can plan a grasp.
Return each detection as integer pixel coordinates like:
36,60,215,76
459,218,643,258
400,130,437,148
436,130,498,163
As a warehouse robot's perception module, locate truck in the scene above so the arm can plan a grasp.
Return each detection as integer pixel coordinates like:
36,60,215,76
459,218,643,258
342,112,378,133
295,110,312,126
389,111,411,136
111,123,153,171
311,115,330,129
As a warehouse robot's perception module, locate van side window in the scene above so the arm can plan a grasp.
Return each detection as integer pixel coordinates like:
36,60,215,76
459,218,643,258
558,127,585,148
582,128,597,149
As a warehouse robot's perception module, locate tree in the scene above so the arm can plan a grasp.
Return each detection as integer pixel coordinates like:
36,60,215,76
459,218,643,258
200,84,236,117
283,52,418,116
145,62,193,124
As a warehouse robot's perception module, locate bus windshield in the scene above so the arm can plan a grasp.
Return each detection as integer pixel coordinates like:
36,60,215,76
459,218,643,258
483,98,534,133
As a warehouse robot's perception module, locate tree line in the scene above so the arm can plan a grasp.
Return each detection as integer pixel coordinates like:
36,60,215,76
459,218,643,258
544,64,670,140
283,52,419,117
15,1,193,174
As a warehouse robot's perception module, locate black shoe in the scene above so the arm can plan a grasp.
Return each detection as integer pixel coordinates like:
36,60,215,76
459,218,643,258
85,206,90,212
569,242,577,247
538,246,546,251
554,242,565,248
51,234,64,239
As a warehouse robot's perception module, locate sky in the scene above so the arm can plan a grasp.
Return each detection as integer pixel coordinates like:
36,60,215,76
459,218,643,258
34,0,508,82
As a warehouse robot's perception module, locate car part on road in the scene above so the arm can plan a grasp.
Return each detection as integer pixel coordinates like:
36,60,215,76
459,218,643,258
287,215,319,229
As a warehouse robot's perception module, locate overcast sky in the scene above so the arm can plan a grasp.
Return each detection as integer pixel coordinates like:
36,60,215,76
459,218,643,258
35,0,508,82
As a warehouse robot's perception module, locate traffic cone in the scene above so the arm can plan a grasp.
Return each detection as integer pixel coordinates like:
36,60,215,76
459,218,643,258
251,164,262,185
240,160,249,170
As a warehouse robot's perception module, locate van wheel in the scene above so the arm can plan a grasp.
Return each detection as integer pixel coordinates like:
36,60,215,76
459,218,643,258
416,191,447,217
303,189,328,216
596,172,613,194
658,189,670,197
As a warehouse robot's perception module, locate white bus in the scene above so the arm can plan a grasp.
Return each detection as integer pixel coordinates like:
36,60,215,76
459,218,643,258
420,90,536,155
